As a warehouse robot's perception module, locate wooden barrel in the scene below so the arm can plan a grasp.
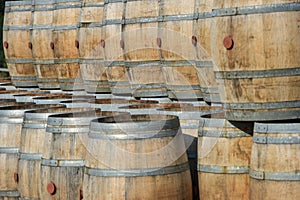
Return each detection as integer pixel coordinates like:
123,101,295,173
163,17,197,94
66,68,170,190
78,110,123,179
158,106,223,199
119,103,194,114
0,77,11,84
40,110,128,200
89,98,158,111
0,78,15,90
171,99,209,106
53,0,84,91
158,0,203,100
250,121,300,200
0,90,49,99
0,90,27,99
83,114,192,199
198,113,253,199
32,94,95,104
3,0,37,88
18,107,95,200
12,93,73,103
0,102,34,108
79,0,111,94
32,0,60,90
193,1,220,104
59,99,93,108
0,99,16,104
100,0,132,96
210,1,300,120
119,0,168,97
0,104,63,199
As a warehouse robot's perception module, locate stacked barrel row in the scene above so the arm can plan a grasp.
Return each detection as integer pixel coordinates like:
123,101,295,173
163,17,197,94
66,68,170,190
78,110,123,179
2,1,300,200
0,83,191,200
196,1,299,200
3,0,220,103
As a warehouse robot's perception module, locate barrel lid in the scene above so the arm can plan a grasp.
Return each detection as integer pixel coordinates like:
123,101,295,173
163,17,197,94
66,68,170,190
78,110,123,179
23,107,96,127
46,110,129,127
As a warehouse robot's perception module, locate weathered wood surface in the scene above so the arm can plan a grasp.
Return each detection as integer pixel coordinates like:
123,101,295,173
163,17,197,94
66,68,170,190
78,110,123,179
210,0,300,120
250,121,300,200
83,114,193,200
198,113,253,200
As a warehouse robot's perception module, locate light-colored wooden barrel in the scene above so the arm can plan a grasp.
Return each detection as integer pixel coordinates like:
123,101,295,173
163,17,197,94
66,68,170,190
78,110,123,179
198,113,253,200
119,103,194,115
210,1,300,120
0,102,34,108
12,93,72,103
100,1,132,96
3,0,37,88
32,0,59,90
32,94,95,104
0,90,48,99
158,0,203,100
0,79,16,90
0,99,16,104
40,110,128,200
171,99,209,106
89,98,158,111
53,0,84,91
0,90,28,99
18,107,96,200
250,121,300,200
193,1,220,103
59,99,93,108
0,104,63,199
122,0,168,97
0,78,11,84
158,106,223,199
79,0,111,94
83,114,193,199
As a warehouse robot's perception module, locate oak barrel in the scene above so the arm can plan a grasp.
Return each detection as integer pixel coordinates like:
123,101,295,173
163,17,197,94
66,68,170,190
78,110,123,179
3,0,37,88
83,114,192,199
18,107,94,200
158,0,203,100
0,104,63,199
32,0,59,90
12,93,72,103
121,0,168,97
210,1,300,120
194,1,220,103
79,0,111,94
250,121,300,200
101,0,132,96
119,103,194,115
89,98,158,111
53,0,84,91
198,113,253,199
32,94,95,104
0,90,28,99
59,99,93,108
40,110,128,200
158,106,223,199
